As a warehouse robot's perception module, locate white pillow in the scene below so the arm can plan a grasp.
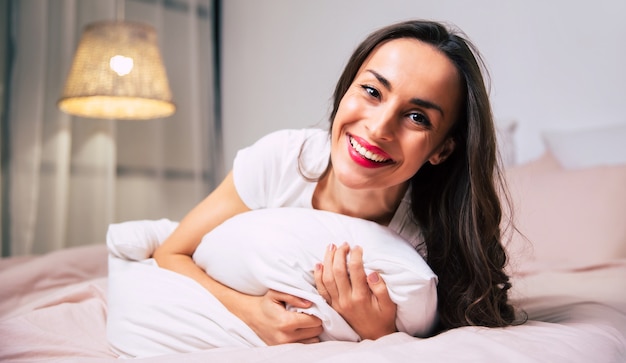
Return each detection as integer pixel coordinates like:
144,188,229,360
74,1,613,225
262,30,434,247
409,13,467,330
543,123,626,169
106,218,178,261
193,208,438,340
106,208,437,353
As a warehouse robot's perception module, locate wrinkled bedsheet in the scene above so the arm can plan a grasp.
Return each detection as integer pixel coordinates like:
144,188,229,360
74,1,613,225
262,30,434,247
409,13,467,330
1,244,626,363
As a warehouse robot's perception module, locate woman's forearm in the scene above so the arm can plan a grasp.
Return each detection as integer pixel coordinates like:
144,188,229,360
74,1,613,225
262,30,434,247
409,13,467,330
150,170,255,316
153,250,323,345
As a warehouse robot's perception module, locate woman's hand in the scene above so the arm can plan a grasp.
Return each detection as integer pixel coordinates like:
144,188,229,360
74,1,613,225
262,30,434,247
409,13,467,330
239,290,324,345
314,243,397,340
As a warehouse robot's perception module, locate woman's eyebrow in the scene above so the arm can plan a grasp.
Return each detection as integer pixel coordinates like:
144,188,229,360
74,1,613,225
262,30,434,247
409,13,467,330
366,69,444,117
410,98,444,117
367,69,392,91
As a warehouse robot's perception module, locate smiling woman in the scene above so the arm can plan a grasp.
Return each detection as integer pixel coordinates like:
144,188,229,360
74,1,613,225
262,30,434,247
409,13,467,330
153,19,519,346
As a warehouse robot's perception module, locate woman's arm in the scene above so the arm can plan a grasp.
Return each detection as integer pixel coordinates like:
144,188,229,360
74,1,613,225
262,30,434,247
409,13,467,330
153,171,323,345
314,243,398,340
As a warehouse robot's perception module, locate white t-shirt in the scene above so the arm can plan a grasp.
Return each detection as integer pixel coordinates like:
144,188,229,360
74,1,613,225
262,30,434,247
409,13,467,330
233,128,425,256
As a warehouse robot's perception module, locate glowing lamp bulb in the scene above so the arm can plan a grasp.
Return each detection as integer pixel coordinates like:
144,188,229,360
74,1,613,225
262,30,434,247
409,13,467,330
110,55,134,76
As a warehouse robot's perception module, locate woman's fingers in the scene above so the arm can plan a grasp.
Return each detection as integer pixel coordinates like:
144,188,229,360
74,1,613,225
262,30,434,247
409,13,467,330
259,290,323,345
298,336,321,344
269,289,313,309
313,244,399,340
330,242,351,293
320,243,340,301
293,313,324,337
347,245,369,298
316,242,350,306
318,243,372,311
314,263,330,303
367,272,395,310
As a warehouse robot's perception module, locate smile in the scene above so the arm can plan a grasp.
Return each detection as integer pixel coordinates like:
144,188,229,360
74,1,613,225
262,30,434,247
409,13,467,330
348,135,393,164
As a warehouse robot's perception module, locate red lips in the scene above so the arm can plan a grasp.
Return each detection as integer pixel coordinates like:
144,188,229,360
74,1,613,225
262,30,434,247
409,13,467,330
346,134,393,168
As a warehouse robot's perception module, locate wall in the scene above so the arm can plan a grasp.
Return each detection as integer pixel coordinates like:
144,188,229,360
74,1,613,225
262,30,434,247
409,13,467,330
0,0,8,255
221,0,626,167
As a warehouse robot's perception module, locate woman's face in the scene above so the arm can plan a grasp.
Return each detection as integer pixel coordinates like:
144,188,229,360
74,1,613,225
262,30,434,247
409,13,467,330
330,38,462,191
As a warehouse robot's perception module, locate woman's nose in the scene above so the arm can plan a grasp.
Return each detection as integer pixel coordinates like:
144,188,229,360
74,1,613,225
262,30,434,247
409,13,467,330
366,107,396,141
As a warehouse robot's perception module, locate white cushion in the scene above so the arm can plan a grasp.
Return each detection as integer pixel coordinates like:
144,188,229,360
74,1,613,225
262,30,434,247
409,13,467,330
193,208,438,339
543,123,626,169
106,208,437,355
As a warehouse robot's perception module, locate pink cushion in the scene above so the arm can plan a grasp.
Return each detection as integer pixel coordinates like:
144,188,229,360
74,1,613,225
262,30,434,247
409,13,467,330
504,153,626,274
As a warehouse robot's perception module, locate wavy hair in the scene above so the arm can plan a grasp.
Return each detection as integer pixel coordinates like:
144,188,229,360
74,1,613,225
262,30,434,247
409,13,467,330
328,20,517,330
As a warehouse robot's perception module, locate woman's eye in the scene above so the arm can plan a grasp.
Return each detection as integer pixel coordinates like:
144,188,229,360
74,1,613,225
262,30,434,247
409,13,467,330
409,113,431,127
361,85,380,99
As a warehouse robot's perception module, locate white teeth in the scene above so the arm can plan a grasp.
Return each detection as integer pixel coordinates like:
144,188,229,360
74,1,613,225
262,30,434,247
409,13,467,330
349,137,388,163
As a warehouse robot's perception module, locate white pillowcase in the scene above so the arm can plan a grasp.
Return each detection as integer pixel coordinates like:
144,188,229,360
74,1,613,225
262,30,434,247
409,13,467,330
106,218,178,261
106,208,437,351
543,123,626,169
193,208,438,340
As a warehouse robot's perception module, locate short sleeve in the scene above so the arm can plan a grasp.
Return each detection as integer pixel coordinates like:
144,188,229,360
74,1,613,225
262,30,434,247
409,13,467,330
233,128,329,209
232,130,285,209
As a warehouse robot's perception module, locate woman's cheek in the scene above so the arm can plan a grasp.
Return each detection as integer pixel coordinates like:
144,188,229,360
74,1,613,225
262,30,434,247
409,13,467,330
336,96,366,124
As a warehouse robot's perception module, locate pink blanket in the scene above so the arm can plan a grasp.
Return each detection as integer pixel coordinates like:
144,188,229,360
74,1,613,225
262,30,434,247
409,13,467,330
1,244,626,363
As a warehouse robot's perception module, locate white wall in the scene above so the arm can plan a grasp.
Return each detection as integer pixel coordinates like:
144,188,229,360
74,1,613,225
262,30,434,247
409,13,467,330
221,0,626,168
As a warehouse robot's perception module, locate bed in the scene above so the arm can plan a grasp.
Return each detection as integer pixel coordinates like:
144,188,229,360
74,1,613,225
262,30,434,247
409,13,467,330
1,126,626,362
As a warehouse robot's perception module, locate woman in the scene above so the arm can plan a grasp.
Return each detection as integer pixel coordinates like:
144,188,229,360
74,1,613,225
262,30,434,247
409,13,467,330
153,19,517,344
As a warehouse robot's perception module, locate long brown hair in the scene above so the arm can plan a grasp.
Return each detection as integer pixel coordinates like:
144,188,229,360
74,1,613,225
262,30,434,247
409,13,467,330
328,20,517,330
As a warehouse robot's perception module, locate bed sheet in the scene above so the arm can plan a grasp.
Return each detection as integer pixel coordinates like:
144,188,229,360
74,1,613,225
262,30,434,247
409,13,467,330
1,244,625,363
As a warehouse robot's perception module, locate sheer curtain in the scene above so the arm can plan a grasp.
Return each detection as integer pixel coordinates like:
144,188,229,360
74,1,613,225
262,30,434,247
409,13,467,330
6,0,221,256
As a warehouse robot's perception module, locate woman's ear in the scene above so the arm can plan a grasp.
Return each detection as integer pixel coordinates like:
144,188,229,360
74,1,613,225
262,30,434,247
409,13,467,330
428,137,456,165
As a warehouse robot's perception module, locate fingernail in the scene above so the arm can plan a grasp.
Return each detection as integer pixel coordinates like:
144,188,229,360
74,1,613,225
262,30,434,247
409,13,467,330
301,298,312,306
328,243,336,251
368,272,380,283
315,263,323,271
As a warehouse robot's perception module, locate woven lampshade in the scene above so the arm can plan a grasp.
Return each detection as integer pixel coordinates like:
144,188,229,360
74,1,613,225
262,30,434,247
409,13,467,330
58,21,175,120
